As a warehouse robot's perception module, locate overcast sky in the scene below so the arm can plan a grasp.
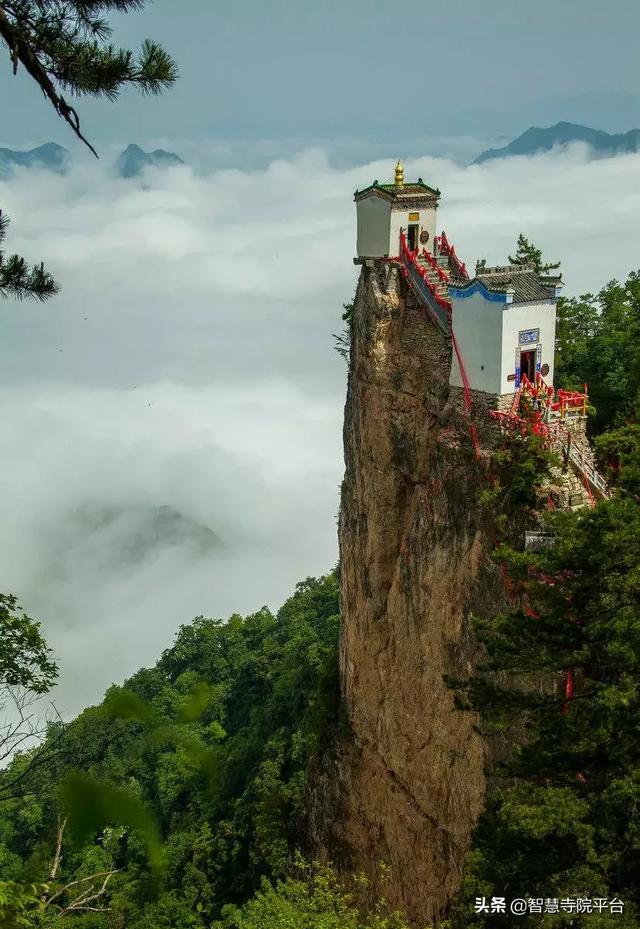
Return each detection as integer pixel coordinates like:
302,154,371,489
1,0,639,163
1,1,640,717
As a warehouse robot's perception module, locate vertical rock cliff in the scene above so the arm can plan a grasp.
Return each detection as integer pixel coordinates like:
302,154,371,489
310,260,504,925
308,254,599,925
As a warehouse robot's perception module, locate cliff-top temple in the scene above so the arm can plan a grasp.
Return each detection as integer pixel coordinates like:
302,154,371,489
354,160,606,499
312,160,605,927
355,159,564,398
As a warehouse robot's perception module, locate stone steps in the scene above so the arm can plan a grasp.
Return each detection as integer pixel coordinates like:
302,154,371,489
415,257,450,299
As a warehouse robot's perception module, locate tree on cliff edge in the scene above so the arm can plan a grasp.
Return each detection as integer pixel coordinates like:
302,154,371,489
0,0,176,300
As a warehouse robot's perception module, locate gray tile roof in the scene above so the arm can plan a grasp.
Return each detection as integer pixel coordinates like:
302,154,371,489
471,264,562,303
354,180,440,202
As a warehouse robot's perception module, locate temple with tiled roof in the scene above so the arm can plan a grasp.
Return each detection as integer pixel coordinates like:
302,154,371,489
354,159,563,398
353,159,607,499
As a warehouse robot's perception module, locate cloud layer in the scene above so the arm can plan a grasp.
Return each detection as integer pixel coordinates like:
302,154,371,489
1,144,639,714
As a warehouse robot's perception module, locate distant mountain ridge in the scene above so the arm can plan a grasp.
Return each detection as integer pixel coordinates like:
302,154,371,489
0,142,70,178
0,142,184,178
116,143,185,178
473,121,640,164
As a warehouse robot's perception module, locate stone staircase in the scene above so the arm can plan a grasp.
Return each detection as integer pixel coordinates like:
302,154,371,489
517,374,608,503
415,255,450,300
433,235,469,282
552,427,608,500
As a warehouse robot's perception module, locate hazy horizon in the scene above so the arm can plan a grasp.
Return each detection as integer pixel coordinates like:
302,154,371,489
1,0,639,162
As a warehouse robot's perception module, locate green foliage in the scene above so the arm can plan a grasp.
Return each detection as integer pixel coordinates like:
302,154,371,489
452,264,640,924
0,0,176,301
509,234,561,273
62,773,163,872
212,859,416,929
479,407,558,541
555,271,640,435
342,300,354,326
0,0,177,155
0,881,51,929
0,573,341,925
333,300,354,361
595,423,640,497
0,593,57,693
452,430,640,927
0,594,61,801
0,212,60,302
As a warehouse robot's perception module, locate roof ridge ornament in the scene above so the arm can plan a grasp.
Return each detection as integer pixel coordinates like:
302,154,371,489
395,159,404,188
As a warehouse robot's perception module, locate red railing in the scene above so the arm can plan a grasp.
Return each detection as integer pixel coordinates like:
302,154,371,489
490,407,550,441
556,387,588,419
420,247,449,284
396,230,479,458
435,230,469,280
398,230,451,313
520,373,587,421
491,394,605,501
520,372,554,409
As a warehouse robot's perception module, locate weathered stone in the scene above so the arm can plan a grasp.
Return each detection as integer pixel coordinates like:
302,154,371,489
307,261,598,924
308,263,492,924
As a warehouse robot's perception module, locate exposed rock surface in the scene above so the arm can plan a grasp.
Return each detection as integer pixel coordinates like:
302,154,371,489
309,261,502,925
309,260,600,925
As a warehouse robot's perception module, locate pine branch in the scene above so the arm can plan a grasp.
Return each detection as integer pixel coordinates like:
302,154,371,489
0,256,60,301
0,6,100,156
0,211,60,301
0,1,177,156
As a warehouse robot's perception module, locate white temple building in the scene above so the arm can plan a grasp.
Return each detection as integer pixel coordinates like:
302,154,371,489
354,160,563,400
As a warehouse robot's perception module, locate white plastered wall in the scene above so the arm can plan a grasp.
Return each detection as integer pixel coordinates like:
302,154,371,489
389,204,437,257
356,196,392,257
449,292,558,395
500,301,557,392
449,289,505,394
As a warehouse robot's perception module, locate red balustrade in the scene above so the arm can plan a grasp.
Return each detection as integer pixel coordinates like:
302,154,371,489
395,230,479,458
420,247,449,283
435,230,469,280
398,230,451,312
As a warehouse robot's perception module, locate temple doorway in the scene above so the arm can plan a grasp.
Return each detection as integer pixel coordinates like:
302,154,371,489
520,348,536,383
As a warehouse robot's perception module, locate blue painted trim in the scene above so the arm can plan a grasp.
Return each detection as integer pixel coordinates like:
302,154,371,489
448,280,508,303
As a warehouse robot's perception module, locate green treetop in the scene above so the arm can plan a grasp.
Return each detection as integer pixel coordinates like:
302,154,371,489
0,594,57,694
509,233,561,274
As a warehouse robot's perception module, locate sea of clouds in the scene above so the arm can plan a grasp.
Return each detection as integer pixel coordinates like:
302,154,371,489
1,143,639,716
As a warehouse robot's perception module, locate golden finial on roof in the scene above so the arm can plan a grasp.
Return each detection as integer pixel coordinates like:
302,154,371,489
394,159,404,188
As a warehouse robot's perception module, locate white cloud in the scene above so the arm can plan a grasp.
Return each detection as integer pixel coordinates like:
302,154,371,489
0,381,341,713
1,145,639,715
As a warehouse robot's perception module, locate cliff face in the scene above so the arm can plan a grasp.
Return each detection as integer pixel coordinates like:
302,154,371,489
307,259,599,924
310,261,503,925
